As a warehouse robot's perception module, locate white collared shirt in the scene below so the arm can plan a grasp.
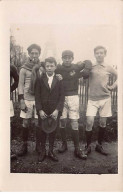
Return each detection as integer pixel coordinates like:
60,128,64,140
46,73,55,88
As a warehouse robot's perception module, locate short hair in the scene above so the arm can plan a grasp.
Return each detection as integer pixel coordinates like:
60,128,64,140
94,46,107,54
45,57,57,66
27,44,41,54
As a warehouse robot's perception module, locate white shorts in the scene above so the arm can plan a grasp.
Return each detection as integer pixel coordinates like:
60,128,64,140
20,100,38,119
60,95,80,120
86,97,112,117
10,100,14,117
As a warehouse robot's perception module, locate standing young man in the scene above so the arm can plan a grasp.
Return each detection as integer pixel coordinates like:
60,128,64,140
18,44,43,155
56,50,92,159
85,46,117,157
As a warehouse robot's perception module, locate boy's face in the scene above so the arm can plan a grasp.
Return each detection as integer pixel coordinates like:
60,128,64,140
62,55,73,67
94,48,106,64
45,62,56,76
29,48,40,63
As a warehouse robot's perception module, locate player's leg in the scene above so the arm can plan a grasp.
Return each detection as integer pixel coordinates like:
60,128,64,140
58,118,68,152
98,117,107,145
95,117,108,155
85,100,98,156
19,100,33,156
18,118,30,156
85,116,95,155
95,98,112,155
69,96,86,159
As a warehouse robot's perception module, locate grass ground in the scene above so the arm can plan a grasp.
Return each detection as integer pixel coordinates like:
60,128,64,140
11,102,118,174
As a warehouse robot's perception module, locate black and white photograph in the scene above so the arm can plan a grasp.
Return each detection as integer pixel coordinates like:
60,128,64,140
10,24,118,174
0,0,123,192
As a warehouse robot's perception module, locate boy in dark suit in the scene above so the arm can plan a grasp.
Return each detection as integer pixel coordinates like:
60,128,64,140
35,57,65,162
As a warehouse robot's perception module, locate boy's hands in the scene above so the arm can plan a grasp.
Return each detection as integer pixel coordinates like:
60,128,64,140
39,110,47,119
56,74,63,81
39,110,58,120
50,109,58,120
20,99,28,112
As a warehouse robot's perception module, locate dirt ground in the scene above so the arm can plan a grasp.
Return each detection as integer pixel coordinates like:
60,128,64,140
11,140,118,174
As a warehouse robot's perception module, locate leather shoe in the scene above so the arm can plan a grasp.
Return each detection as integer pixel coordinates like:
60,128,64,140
74,148,87,160
95,144,108,156
48,151,58,161
58,142,68,153
18,142,27,156
11,153,17,160
84,145,91,155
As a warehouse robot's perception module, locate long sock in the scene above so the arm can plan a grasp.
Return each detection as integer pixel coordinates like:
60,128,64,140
60,128,67,143
86,131,92,147
72,130,80,149
98,126,106,145
22,126,29,142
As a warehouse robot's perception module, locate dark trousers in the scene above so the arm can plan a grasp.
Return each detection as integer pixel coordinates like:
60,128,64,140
40,130,56,152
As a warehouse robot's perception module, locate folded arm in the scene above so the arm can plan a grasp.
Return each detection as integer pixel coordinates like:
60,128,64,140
107,66,117,90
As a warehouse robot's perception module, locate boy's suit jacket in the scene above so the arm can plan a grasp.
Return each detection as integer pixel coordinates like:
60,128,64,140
35,73,65,116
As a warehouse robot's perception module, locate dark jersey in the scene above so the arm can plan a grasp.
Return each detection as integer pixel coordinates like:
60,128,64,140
55,63,85,96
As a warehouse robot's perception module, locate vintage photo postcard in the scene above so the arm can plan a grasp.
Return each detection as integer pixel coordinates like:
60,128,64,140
0,0,123,192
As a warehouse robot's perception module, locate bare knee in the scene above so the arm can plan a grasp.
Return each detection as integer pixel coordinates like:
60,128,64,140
22,119,29,128
60,119,67,128
71,120,78,130
86,117,94,131
99,117,107,128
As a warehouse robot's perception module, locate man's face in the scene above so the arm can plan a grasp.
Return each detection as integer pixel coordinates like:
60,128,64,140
94,48,106,64
62,56,73,67
29,48,40,63
45,62,56,76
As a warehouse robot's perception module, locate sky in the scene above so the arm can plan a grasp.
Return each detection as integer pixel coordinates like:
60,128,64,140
8,0,122,67
11,24,118,66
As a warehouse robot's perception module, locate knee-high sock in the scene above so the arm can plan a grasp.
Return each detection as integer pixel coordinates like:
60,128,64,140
22,126,29,142
60,128,67,143
72,130,80,149
86,131,92,147
98,126,106,145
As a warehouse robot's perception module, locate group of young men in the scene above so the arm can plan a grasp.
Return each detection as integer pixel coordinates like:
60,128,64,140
10,43,117,162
